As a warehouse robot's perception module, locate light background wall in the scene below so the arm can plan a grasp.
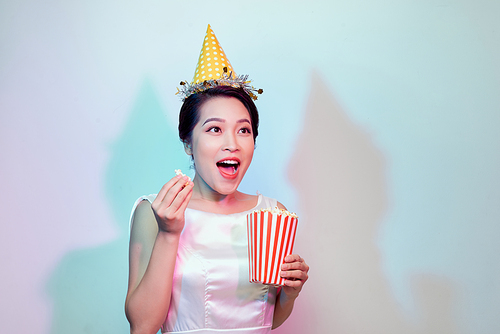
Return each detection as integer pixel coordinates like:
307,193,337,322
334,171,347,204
1,1,499,333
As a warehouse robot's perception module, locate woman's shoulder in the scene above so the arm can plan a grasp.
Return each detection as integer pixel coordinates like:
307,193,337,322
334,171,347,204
133,194,157,206
254,194,287,210
128,194,157,229
255,193,280,210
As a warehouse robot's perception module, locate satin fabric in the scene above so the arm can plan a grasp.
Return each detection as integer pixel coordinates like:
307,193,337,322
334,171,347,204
130,194,278,334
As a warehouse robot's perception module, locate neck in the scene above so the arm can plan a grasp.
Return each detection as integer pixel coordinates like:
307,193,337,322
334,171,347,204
191,175,239,206
188,174,258,214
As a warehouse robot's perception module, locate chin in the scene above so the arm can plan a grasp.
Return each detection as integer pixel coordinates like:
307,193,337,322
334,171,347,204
216,183,240,195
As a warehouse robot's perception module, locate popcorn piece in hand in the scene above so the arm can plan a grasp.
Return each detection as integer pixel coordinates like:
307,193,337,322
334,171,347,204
175,169,192,183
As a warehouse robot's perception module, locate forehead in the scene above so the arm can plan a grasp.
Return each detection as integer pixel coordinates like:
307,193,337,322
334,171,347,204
198,97,250,122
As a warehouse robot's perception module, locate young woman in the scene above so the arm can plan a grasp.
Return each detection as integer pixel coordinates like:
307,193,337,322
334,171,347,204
125,86,308,334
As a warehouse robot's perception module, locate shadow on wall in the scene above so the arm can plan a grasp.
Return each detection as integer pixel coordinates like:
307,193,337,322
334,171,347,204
273,72,460,334
46,79,190,334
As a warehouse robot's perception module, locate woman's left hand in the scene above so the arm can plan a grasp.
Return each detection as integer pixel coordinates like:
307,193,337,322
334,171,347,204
280,254,309,298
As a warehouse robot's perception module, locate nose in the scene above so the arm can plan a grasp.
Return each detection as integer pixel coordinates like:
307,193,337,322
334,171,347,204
222,132,239,152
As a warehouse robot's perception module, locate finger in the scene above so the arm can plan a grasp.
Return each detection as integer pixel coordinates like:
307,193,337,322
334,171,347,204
283,279,304,288
281,261,308,271
158,176,192,209
281,268,308,281
173,185,194,216
280,268,307,279
284,254,303,263
169,181,194,213
152,175,183,207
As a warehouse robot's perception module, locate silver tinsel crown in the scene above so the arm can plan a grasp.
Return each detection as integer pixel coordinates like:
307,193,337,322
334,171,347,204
176,67,263,101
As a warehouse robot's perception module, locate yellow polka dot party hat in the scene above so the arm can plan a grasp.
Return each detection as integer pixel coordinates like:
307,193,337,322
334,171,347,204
176,24,262,101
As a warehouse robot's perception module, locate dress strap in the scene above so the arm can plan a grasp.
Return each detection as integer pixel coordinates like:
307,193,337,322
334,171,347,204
258,195,278,209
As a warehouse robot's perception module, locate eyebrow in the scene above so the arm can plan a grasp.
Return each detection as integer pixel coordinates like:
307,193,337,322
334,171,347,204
202,118,251,125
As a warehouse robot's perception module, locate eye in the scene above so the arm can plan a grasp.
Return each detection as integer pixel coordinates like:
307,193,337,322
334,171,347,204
238,127,252,134
207,126,222,133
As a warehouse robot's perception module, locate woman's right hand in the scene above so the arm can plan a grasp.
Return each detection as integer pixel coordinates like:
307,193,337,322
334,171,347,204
151,175,194,235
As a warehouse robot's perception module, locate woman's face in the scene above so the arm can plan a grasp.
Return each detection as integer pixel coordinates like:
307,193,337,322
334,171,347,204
188,96,255,195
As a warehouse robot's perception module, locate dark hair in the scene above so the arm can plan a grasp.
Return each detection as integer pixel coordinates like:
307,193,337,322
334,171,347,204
178,86,259,146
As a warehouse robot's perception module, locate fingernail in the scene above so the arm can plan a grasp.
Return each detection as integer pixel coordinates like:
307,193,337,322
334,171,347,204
281,264,288,270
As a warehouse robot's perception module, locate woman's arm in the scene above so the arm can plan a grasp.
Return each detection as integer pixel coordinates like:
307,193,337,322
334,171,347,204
272,202,309,329
272,254,309,329
125,176,193,334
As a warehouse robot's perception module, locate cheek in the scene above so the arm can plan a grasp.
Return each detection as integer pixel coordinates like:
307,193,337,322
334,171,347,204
243,141,255,161
192,136,219,160
200,139,219,154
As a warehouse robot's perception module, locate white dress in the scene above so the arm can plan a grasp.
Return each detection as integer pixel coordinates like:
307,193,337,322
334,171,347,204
130,194,279,334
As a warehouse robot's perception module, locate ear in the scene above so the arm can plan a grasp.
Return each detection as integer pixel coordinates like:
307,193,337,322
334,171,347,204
184,142,192,155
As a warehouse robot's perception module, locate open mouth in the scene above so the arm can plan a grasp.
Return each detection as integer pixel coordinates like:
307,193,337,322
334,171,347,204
216,159,240,176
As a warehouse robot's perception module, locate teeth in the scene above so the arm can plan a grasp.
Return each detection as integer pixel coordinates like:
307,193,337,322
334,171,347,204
219,160,238,165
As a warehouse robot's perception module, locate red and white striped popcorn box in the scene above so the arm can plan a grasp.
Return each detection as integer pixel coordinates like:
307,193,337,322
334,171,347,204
247,208,299,286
